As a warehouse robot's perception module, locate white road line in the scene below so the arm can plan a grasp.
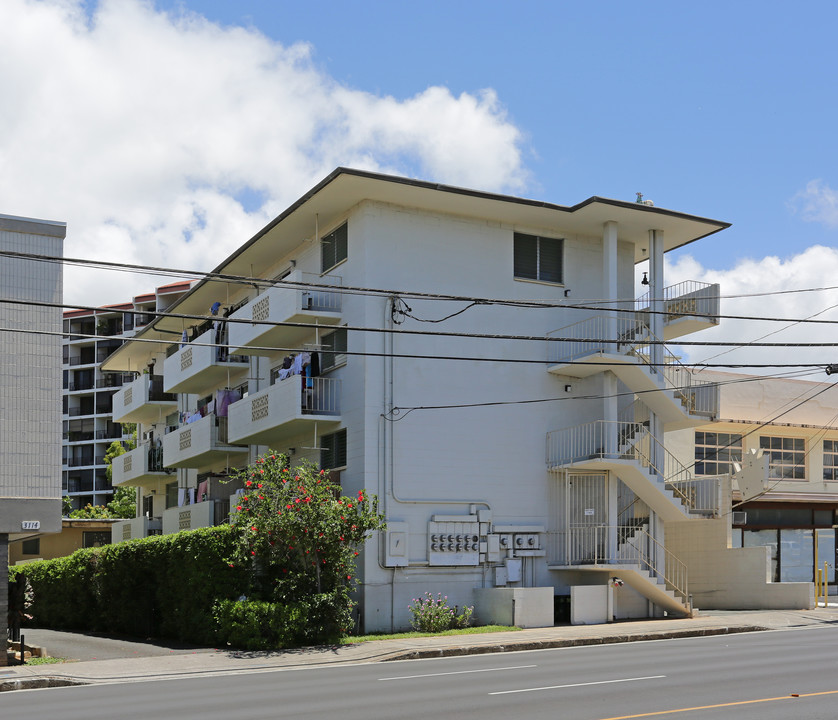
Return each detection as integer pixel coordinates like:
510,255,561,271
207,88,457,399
489,674,666,695
379,665,538,681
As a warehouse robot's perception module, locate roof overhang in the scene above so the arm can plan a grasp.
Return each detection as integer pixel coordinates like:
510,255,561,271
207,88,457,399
103,168,730,372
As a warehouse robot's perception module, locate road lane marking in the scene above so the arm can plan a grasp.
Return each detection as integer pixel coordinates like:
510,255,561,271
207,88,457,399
379,665,537,681
489,674,666,695
596,688,838,719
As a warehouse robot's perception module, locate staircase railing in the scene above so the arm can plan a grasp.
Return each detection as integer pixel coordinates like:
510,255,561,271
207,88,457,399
547,314,719,419
547,420,720,516
635,280,719,323
555,525,690,610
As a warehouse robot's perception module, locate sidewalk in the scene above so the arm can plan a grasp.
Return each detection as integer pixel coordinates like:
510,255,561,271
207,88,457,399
4,606,838,691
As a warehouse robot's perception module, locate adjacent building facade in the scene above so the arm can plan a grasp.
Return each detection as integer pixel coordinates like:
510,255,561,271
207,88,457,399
62,282,192,510
0,213,65,664
669,370,838,592
103,169,813,631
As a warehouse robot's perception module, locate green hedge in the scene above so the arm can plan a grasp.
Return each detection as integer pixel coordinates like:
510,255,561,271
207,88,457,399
10,525,247,646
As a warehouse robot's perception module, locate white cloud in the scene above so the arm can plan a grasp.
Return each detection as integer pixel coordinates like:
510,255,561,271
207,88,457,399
0,0,527,305
789,179,838,228
664,247,838,375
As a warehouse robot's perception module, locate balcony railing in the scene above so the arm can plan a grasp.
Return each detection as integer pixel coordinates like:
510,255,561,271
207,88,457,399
162,413,247,470
112,443,168,486
163,328,248,395
635,280,719,321
227,273,343,355
228,375,341,446
112,374,178,424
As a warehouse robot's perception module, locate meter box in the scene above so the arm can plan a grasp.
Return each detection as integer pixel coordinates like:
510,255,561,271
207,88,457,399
428,519,480,566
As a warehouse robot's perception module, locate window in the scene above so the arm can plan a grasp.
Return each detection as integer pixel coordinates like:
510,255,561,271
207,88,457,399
694,431,742,476
21,538,40,555
824,440,838,481
513,232,563,284
321,222,348,273
165,481,178,509
142,494,154,518
83,531,111,548
321,327,347,371
321,428,347,470
759,436,805,480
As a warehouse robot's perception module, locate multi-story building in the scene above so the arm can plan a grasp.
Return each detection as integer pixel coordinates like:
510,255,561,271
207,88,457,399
1,212,65,664
103,168,813,631
669,370,838,593
62,282,192,510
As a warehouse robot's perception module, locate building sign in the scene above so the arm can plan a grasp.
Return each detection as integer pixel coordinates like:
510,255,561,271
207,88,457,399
21,520,41,530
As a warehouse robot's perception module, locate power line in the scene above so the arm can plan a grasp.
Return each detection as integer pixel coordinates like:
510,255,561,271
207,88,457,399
9,295,838,351
2,324,832,371
6,248,838,327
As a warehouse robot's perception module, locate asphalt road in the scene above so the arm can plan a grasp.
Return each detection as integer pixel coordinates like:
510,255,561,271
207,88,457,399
4,626,838,719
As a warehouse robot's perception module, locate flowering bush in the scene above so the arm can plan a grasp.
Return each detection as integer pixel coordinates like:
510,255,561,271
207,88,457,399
224,451,386,645
408,592,474,633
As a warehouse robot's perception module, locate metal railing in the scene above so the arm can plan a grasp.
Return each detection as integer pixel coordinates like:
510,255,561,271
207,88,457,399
301,376,341,415
301,272,342,313
635,280,720,322
552,525,690,610
546,420,720,516
547,314,719,419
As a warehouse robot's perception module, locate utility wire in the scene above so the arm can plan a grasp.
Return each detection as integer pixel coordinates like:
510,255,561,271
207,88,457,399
9,296,838,351
6,248,838,327
7,324,831,370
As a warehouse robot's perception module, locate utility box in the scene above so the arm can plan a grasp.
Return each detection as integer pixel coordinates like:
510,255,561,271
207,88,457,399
385,522,409,567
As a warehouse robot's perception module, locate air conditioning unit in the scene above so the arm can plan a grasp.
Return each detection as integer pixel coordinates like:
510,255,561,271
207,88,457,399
733,511,747,525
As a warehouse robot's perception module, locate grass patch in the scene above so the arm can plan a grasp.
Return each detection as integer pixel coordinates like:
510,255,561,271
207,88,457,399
24,656,67,665
341,625,519,644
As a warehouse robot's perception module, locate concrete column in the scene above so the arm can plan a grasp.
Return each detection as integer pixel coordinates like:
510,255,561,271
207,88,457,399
648,230,665,472
602,222,619,456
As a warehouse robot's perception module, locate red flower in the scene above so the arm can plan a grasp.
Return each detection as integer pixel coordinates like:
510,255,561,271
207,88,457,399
257,483,263,489
228,562,234,567
346,575,352,580
320,470,325,475
236,505,242,511
245,480,252,487
242,496,249,501
286,504,292,509
250,550,255,555
295,498,301,504
250,526,257,531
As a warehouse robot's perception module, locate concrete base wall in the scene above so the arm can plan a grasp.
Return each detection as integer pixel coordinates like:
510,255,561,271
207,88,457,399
473,587,555,628
570,585,609,625
667,519,814,610
1,535,7,667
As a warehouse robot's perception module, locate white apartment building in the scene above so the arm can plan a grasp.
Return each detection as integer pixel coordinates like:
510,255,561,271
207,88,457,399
103,169,813,631
1,213,65,664
669,370,838,594
62,282,192,510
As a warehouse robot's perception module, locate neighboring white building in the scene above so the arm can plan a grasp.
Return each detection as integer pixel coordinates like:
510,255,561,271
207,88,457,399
1,213,65,664
62,282,191,510
103,169,813,631
669,370,838,594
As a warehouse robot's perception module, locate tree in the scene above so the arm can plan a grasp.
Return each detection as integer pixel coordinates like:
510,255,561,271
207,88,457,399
67,426,138,520
226,451,386,638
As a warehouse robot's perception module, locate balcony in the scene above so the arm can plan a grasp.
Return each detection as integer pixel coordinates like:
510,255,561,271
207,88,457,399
228,375,341,446
227,274,342,356
112,444,170,487
163,328,249,394
112,516,162,543
161,499,224,535
635,281,720,341
113,374,178,424
162,413,248,472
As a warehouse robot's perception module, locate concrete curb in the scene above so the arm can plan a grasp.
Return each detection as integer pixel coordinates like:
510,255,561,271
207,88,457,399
379,624,769,661
0,677,88,692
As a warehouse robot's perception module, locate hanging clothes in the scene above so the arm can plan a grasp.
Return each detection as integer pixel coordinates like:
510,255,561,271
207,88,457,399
216,388,241,417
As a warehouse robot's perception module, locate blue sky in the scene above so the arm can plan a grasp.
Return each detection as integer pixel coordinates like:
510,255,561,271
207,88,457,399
154,0,838,267
3,0,838,370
